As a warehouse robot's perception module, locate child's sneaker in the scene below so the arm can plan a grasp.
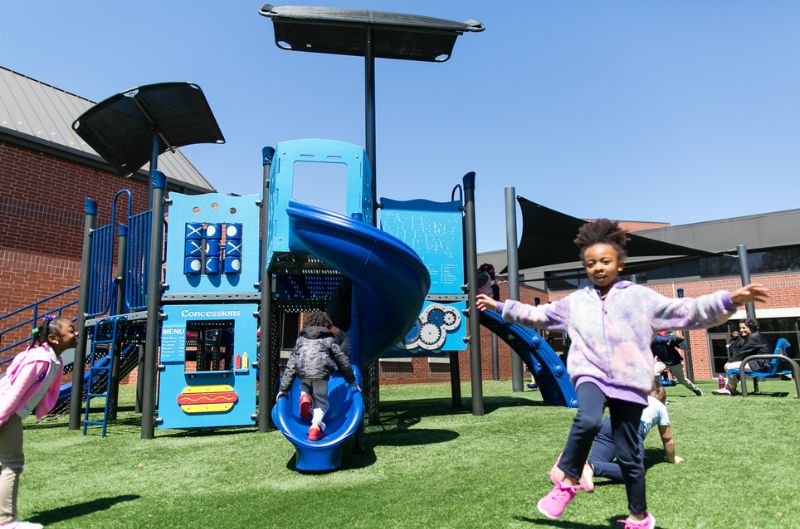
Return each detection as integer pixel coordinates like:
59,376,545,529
3,520,44,529
536,482,579,520
308,423,325,441
712,387,731,395
617,512,655,529
299,393,312,419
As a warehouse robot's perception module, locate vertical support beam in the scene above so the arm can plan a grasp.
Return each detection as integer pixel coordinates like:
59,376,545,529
449,351,462,408
148,133,159,209
108,223,128,421
463,172,484,416
259,146,275,432
675,288,694,382
364,26,380,426
737,244,757,320
505,187,524,392
491,334,499,381
69,198,97,430
141,170,166,439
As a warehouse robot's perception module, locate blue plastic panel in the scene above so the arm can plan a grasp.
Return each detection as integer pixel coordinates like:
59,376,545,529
266,139,372,267
157,303,258,429
380,198,464,295
164,193,260,295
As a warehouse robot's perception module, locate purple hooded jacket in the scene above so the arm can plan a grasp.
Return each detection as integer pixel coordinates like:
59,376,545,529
498,281,737,400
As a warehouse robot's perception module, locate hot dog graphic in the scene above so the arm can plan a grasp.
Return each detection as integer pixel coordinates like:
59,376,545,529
177,385,238,414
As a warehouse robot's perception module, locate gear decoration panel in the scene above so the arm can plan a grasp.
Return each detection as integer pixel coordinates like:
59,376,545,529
165,193,259,295
392,300,466,354
380,198,467,353
157,303,257,429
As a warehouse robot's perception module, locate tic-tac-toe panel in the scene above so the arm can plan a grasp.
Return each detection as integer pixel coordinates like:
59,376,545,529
157,303,258,429
165,193,260,296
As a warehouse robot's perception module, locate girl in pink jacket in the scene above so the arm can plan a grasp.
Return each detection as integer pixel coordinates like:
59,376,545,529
0,316,77,529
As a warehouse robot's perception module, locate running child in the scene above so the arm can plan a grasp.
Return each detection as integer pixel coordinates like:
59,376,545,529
0,316,77,529
476,219,768,529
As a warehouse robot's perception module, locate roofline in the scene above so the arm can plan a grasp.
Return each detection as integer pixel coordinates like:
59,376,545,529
635,208,800,233
0,65,94,105
0,128,215,194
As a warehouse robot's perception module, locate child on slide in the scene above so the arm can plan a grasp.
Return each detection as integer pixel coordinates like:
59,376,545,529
477,219,768,529
276,312,360,441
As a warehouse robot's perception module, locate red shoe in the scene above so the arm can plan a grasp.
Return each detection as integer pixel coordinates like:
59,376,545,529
299,393,312,419
308,425,325,441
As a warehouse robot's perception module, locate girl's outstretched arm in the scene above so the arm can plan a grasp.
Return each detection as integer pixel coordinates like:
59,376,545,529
649,283,769,331
477,294,571,331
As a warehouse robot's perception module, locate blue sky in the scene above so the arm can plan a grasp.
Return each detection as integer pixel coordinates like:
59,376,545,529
4,1,800,252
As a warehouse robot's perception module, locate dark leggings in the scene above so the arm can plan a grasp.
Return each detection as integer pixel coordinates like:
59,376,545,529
558,382,647,515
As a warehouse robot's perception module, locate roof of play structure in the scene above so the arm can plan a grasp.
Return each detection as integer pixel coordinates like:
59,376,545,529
73,82,225,178
259,4,484,62
509,196,717,272
0,66,216,193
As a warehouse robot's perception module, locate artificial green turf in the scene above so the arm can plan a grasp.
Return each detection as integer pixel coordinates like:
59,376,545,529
18,380,800,528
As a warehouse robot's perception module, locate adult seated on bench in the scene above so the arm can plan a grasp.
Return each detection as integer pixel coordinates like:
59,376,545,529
713,319,770,395
731,337,798,396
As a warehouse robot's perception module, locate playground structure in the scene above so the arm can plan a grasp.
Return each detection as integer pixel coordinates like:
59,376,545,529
0,6,578,472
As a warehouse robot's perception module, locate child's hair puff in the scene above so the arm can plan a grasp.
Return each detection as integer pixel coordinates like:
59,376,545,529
574,219,629,261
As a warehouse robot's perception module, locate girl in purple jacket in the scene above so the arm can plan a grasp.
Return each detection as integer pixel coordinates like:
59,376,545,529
0,316,77,529
476,219,768,529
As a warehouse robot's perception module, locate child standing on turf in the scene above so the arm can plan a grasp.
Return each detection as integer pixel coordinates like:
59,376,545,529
276,311,360,441
0,316,77,529
476,219,768,529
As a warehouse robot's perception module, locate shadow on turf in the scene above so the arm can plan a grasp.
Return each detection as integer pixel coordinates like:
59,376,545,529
514,514,667,528
29,494,140,525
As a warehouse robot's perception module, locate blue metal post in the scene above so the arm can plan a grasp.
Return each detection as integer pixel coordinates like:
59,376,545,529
141,171,166,439
69,198,97,430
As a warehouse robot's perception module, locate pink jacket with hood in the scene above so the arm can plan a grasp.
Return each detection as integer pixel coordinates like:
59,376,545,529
0,344,63,425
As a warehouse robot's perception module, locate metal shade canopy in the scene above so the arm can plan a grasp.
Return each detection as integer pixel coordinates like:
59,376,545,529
72,82,225,176
259,4,484,61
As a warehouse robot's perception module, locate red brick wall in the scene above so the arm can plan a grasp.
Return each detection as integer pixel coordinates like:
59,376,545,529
0,141,149,363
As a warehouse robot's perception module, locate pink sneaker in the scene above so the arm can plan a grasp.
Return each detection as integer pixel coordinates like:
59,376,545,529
617,513,656,529
537,482,579,520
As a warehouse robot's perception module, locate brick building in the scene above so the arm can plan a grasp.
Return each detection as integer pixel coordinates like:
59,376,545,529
0,66,214,358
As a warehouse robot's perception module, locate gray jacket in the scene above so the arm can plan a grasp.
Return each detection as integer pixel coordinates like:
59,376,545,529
279,326,356,393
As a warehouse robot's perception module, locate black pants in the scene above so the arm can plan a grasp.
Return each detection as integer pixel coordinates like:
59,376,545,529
558,382,647,515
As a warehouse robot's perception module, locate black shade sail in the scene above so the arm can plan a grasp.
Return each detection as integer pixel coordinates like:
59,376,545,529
514,197,717,271
72,82,225,175
259,4,484,62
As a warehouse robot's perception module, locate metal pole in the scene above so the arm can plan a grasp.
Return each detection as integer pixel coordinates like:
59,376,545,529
505,187,524,392
449,351,462,408
737,244,757,320
259,146,275,432
140,170,166,439
69,198,97,430
108,223,128,421
148,133,159,209
491,334,499,381
364,26,380,426
463,172,484,416
675,288,694,381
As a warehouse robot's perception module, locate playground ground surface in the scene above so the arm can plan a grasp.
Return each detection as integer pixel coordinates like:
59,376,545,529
18,379,800,528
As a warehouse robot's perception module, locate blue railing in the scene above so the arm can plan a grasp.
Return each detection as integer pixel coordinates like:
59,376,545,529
0,285,79,359
126,210,152,312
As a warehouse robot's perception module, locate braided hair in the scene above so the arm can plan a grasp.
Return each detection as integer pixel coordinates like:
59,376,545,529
29,315,68,349
574,219,629,262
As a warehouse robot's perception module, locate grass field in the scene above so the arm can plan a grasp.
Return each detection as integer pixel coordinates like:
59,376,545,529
17,379,800,529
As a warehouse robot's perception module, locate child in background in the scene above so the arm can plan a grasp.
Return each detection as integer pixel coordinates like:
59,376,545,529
552,382,683,491
276,312,360,441
476,219,768,529
0,316,77,529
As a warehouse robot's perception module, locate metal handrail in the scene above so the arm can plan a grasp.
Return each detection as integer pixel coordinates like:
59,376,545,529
0,285,80,357
739,354,800,398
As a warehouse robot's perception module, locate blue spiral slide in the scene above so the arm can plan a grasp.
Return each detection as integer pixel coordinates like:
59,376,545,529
479,310,577,408
272,201,430,471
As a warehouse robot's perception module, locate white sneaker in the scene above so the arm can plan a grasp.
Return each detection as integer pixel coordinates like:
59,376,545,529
712,387,731,395
3,520,44,529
